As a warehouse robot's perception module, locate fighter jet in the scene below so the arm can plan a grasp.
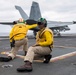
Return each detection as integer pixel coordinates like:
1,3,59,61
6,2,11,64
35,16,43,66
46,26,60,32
0,1,76,36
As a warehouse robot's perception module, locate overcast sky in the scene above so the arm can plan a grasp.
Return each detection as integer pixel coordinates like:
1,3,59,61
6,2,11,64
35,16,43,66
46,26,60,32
0,0,76,35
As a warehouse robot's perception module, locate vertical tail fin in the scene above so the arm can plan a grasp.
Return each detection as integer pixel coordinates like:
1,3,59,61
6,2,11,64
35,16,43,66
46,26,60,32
29,1,42,21
15,5,28,20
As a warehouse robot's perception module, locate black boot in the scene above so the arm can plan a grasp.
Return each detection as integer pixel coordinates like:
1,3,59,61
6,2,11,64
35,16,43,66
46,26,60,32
17,61,33,72
43,54,52,63
0,56,12,62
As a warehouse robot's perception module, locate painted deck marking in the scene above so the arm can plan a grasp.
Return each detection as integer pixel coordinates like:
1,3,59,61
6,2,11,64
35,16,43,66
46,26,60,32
1,51,76,62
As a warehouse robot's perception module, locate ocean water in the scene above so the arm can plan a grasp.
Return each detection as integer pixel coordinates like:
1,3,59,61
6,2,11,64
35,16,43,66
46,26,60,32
0,32,9,36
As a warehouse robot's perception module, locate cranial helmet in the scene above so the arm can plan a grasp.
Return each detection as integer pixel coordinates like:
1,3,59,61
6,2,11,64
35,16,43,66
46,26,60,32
38,18,47,27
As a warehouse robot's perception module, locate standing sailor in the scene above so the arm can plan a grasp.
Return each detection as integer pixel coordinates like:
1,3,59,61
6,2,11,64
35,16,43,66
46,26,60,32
0,18,37,62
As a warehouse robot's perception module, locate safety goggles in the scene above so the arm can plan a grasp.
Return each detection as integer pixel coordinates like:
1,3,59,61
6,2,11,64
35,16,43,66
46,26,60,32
37,22,43,25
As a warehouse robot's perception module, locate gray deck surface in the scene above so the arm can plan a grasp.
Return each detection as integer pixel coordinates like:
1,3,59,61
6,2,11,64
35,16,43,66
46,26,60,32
0,35,76,75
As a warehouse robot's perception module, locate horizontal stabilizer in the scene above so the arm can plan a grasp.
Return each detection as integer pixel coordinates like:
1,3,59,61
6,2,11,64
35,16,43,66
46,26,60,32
26,19,37,25
73,21,76,24
0,22,13,25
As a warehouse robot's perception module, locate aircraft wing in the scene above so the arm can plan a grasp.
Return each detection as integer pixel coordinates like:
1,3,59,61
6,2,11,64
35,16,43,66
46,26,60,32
47,21,76,28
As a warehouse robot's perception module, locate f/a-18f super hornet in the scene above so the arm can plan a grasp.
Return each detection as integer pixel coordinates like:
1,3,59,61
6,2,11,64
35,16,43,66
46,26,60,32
0,1,76,36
